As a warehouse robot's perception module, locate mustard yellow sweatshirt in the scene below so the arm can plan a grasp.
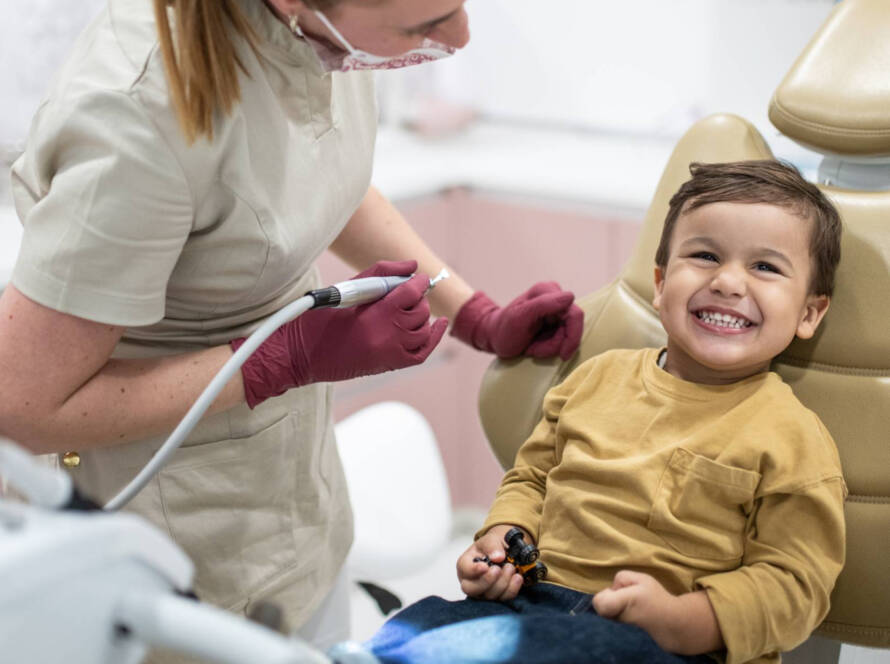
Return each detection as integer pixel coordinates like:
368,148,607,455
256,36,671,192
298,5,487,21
481,348,847,664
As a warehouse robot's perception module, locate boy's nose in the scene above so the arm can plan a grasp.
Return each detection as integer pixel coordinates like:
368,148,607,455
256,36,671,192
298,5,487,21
709,264,747,298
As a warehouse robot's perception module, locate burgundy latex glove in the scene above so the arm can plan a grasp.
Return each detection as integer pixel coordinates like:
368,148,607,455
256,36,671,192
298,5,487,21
451,282,583,361
232,260,448,408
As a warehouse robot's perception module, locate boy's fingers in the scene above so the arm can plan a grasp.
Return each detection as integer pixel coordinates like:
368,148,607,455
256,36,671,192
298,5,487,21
460,577,485,596
476,541,504,563
457,548,488,578
478,532,507,562
482,564,513,600
497,573,524,602
457,560,486,581
464,564,504,597
459,565,495,596
611,569,648,589
484,548,506,564
460,579,487,597
592,587,630,619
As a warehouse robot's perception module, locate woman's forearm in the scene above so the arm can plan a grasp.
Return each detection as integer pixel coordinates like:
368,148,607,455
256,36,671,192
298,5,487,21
0,284,246,453
329,186,475,319
1,344,245,455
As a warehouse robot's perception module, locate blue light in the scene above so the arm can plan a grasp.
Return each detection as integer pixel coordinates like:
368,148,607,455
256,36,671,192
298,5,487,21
367,615,522,663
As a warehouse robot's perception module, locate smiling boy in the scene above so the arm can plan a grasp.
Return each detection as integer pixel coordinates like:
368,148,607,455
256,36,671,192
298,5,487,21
653,162,836,385
366,161,847,664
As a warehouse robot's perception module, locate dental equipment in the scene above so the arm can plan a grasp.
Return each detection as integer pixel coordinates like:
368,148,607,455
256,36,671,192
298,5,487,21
105,270,448,511
0,270,448,663
0,438,377,664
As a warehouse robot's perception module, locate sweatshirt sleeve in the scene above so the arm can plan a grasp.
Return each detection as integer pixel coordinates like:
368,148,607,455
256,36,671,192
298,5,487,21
695,476,847,664
478,359,596,541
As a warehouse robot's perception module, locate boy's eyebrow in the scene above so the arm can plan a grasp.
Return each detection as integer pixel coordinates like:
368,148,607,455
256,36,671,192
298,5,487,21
679,236,720,251
405,8,461,34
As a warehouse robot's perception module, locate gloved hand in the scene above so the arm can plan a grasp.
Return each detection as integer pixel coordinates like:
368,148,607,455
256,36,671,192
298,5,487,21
232,260,448,408
450,283,583,361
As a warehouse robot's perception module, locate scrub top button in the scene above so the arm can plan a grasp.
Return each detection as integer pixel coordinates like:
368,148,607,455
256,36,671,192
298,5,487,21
62,451,81,468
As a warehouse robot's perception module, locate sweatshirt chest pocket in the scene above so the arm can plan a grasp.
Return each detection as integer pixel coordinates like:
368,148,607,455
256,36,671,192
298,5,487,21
648,448,761,561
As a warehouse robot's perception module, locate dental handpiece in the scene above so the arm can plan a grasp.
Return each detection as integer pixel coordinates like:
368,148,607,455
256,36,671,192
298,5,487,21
104,268,450,511
307,268,450,309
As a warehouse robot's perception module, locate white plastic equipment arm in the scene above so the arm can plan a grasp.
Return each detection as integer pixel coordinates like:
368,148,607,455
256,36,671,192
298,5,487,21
0,439,72,508
116,591,331,664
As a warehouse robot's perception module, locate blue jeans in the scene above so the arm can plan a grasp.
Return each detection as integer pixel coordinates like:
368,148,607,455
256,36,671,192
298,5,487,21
364,583,717,664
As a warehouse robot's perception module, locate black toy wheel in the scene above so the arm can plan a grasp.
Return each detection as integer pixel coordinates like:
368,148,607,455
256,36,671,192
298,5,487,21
504,527,524,547
522,562,548,586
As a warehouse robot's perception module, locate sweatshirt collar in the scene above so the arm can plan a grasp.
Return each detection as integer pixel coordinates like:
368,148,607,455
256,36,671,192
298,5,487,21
643,347,776,402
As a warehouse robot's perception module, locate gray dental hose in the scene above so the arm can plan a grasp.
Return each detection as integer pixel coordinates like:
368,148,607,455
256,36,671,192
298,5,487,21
104,273,446,512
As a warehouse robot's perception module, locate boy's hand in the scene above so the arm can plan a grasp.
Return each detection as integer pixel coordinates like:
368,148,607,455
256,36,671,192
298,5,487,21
456,524,525,601
593,571,723,655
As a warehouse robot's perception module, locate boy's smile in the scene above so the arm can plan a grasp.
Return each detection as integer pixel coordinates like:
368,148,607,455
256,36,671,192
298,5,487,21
653,201,830,385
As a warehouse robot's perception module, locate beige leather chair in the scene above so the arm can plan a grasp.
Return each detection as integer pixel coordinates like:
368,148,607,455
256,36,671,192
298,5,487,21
479,0,890,661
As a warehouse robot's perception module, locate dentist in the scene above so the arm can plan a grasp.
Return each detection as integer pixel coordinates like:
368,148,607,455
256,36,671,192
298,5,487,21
0,0,582,657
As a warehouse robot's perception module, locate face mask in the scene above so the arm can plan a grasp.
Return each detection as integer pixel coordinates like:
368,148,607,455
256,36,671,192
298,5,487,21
295,10,457,73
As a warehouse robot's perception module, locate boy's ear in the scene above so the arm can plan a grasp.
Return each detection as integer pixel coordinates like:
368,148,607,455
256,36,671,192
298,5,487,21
796,294,830,339
652,266,665,310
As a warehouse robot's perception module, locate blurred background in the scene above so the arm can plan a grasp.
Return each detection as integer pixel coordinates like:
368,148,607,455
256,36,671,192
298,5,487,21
0,0,838,509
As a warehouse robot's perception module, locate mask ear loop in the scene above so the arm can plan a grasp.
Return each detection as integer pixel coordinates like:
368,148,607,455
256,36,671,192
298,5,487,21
312,9,359,54
288,14,305,37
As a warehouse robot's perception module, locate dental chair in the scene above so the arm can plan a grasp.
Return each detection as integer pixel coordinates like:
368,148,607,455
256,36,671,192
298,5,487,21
335,401,452,628
336,401,451,582
478,0,890,662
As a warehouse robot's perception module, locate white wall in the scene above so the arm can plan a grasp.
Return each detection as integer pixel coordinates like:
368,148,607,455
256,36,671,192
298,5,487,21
0,0,107,148
385,0,836,140
1,0,838,150
0,0,106,208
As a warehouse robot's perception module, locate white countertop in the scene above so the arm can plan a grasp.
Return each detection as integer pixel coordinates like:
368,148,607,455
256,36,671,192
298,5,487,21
0,121,679,289
372,121,675,212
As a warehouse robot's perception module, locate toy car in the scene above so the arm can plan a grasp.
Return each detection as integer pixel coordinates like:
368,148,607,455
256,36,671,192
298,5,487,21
475,527,548,586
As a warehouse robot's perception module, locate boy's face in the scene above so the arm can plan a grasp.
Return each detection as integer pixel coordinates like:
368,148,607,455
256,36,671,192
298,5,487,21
653,201,830,384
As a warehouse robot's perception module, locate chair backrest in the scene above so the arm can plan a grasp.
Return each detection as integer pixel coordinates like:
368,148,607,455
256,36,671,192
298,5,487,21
479,0,890,650
336,401,452,580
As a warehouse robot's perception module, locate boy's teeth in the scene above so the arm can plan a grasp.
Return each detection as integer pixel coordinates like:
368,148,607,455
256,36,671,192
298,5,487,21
696,310,750,329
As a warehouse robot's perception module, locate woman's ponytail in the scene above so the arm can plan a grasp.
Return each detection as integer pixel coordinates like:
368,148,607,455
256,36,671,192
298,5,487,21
153,0,259,144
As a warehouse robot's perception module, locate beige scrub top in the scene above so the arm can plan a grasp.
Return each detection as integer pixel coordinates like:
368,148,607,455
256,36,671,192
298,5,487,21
10,0,377,628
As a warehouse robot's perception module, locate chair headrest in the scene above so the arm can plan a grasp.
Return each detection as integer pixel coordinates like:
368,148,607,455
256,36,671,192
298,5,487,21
768,0,890,157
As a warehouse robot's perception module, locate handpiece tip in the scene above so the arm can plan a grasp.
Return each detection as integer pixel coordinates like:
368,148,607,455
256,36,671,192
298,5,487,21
427,268,450,293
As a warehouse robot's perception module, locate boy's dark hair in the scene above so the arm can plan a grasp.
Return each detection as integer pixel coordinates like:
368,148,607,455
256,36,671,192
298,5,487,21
655,160,842,296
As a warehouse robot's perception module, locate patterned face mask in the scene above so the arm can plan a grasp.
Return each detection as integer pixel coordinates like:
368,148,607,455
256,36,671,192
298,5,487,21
296,10,457,73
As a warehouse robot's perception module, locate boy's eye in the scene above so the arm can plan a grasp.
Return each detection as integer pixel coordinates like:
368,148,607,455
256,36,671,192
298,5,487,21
753,262,780,274
691,251,718,262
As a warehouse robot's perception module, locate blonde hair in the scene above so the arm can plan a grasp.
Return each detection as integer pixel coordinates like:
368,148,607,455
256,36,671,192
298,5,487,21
153,0,261,143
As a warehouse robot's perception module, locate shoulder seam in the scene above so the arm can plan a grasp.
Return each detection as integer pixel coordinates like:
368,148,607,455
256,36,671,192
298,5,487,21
108,0,161,89
121,85,196,214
